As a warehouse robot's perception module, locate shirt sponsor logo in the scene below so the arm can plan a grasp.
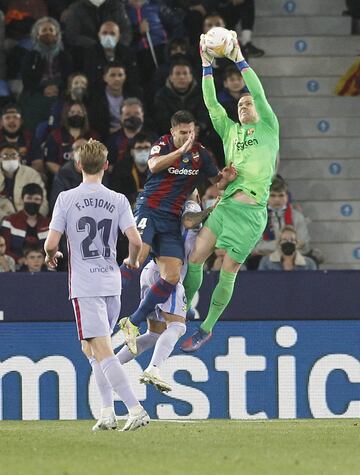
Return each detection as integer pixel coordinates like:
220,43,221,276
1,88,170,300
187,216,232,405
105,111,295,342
168,167,200,176
90,265,114,273
236,138,259,151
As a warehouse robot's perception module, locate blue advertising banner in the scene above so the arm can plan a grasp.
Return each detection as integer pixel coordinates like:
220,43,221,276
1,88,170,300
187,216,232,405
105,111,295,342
0,321,359,420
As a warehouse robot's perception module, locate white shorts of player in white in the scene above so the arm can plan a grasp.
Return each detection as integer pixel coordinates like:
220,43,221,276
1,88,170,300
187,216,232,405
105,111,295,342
71,295,121,340
116,260,186,392
140,262,187,322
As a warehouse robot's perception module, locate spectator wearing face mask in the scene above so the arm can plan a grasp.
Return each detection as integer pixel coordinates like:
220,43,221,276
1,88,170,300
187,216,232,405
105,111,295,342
64,0,132,68
83,21,139,90
0,145,48,223
201,184,221,210
88,62,141,141
1,183,50,265
109,132,152,204
19,17,73,133
106,97,154,165
32,73,91,164
246,177,311,270
43,101,97,176
21,17,73,95
258,225,316,271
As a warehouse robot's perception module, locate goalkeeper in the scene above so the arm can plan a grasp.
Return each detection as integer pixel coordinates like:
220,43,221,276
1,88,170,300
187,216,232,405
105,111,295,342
181,32,279,352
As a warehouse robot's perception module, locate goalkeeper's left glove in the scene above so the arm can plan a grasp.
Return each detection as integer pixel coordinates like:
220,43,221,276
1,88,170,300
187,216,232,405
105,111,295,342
225,31,245,63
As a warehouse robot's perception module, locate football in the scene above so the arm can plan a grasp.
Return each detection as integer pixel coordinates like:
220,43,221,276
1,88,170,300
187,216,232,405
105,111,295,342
203,27,234,58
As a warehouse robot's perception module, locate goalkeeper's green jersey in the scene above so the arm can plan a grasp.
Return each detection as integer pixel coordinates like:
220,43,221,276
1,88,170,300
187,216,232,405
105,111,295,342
203,66,279,206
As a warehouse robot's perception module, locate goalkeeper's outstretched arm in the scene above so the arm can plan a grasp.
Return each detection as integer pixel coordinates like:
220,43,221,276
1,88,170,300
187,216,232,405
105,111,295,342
200,34,233,139
225,31,278,130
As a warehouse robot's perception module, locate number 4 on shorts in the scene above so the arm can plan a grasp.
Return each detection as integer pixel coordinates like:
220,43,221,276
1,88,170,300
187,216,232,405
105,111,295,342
137,218,148,231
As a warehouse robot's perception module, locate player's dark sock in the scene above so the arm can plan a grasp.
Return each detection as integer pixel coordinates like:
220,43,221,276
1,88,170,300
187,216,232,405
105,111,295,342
201,269,237,333
130,278,176,326
120,264,139,290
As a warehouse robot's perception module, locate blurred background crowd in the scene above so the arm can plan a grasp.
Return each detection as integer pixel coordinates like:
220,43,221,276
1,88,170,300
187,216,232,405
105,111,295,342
0,0,357,273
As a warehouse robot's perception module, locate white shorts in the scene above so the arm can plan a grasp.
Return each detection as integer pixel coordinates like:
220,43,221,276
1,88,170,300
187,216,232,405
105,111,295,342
140,264,187,322
71,295,121,340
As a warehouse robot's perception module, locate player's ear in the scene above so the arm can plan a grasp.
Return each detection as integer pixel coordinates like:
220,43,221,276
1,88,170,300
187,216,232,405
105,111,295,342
104,160,109,171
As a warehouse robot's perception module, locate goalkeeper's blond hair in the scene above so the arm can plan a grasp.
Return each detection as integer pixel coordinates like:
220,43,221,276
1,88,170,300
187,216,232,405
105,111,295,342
75,139,108,175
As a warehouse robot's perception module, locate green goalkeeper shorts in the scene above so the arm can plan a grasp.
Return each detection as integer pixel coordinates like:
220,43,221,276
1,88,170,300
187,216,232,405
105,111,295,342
205,198,268,263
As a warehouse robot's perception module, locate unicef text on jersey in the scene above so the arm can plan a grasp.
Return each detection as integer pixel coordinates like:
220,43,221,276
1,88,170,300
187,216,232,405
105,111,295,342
0,321,359,420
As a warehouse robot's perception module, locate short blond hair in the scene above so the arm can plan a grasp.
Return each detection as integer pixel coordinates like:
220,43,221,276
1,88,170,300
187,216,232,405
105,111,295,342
279,225,297,240
76,139,108,175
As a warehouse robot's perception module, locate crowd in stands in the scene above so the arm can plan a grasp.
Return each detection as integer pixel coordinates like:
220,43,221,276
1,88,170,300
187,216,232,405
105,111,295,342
0,0,318,273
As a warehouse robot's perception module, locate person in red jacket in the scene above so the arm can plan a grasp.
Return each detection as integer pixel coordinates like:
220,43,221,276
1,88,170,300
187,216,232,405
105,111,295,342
1,183,50,265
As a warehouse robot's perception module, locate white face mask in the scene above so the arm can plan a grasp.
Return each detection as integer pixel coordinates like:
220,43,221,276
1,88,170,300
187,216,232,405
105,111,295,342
89,0,106,7
100,34,117,49
2,159,20,173
133,149,150,167
204,198,217,209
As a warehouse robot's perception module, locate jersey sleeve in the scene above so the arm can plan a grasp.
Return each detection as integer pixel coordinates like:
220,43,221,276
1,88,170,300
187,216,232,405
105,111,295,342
202,75,234,139
118,194,136,233
182,200,202,215
49,192,66,233
241,67,279,132
148,138,166,162
200,145,219,178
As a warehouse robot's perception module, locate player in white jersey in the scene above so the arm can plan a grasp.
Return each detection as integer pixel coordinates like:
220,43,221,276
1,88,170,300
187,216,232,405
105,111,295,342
44,139,150,432
117,195,215,392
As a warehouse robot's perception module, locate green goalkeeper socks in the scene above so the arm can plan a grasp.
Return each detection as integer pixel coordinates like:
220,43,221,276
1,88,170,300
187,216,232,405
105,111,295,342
183,262,204,309
201,269,237,334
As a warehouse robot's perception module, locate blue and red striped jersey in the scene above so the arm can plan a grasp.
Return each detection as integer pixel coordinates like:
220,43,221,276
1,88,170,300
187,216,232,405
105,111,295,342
138,134,218,216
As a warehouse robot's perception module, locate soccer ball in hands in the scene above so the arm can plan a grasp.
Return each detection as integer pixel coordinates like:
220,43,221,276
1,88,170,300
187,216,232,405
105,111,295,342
203,27,234,58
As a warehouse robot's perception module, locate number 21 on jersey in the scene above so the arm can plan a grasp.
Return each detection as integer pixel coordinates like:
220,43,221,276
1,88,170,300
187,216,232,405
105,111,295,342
77,216,112,259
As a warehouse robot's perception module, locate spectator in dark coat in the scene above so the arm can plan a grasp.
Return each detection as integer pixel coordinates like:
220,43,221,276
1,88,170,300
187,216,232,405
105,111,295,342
153,58,209,135
1,183,50,264
0,104,38,167
64,0,132,67
44,101,97,176
126,0,184,85
88,62,142,141
83,21,139,90
21,16,73,94
106,97,147,166
151,37,200,93
32,72,91,159
19,17,73,132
